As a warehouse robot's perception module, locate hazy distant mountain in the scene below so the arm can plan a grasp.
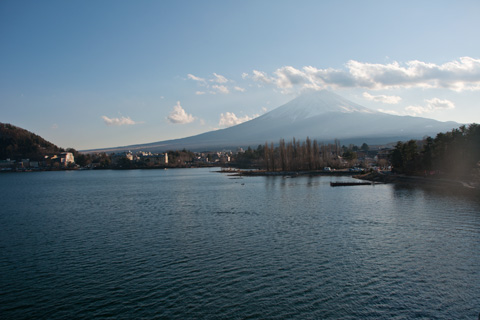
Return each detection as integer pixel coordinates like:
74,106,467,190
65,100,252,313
85,90,461,153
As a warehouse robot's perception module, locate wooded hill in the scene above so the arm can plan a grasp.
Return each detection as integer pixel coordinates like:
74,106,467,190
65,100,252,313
0,123,64,161
390,123,480,178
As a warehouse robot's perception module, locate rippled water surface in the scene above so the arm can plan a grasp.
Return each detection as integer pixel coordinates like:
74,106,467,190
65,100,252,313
1,168,479,319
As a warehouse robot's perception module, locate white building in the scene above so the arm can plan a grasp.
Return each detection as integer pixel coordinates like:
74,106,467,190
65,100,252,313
60,152,75,165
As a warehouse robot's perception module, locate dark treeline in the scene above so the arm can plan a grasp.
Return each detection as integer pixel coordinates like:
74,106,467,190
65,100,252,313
390,124,480,178
73,149,196,169
265,137,343,171
73,151,112,168
235,137,361,171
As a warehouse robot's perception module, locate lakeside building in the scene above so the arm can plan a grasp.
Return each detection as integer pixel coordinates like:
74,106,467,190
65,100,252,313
60,152,75,166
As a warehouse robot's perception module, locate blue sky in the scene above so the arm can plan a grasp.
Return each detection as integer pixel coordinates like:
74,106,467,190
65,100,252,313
1,0,480,150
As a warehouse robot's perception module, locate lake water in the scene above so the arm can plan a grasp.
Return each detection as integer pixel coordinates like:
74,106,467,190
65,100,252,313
1,168,479,319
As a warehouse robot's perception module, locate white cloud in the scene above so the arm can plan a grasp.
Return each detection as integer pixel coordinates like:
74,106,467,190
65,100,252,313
241,72,249,79
405,98,455,116
212,73,228,83
425,98,455,110
274,66,318,90
251,57,480,92
252,70,272,84
102,115,139,126
234,86,246,92
187,73,233,94
187,74,206,83
363,92,402,104
167,101,195,124
212,85,229,94
219,112,256,127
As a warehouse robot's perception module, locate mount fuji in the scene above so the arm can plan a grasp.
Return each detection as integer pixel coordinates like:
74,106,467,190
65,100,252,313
87,90,461,152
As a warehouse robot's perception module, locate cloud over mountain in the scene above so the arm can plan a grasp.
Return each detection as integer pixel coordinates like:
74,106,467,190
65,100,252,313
406,98,455,116
219,112,255,127
252,57,480,92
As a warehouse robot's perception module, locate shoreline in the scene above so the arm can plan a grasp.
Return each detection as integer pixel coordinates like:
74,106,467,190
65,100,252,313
0,164,219,173
355,171,480,194
227,168,480,193
223,169,358,177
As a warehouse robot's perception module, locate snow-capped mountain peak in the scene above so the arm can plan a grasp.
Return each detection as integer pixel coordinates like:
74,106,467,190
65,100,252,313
261,90,376,121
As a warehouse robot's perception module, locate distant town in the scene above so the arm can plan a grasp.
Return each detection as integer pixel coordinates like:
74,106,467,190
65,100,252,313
0,149,234,172
0,146,384,171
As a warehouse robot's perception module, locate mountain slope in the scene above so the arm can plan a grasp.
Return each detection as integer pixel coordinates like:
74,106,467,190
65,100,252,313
0,123,63,160
84,90,461,152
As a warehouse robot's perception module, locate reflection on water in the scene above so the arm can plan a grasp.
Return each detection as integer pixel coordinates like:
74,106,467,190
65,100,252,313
0,169,479,319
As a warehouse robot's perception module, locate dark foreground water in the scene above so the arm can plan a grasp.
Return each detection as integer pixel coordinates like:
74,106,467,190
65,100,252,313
0,168,479,319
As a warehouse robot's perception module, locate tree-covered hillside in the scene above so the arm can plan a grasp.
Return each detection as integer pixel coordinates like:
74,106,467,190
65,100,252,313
0,123,63,161
390,124,480,178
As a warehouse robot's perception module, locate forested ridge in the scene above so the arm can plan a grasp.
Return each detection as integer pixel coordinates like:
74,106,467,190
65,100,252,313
0,123,63,161
390,123,480,178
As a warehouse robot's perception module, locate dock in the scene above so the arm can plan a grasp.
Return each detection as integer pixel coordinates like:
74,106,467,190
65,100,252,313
330,181,372,187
